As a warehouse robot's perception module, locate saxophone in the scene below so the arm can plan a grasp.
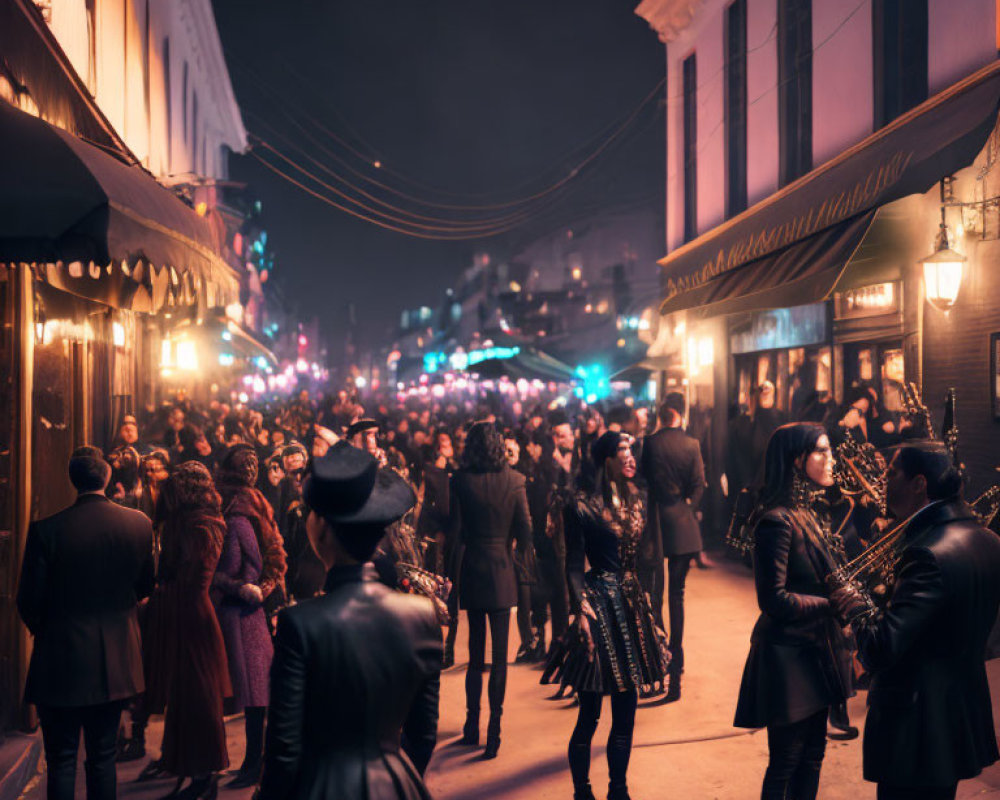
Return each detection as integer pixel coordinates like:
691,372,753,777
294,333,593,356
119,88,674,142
384,511,452,625
833,432,887,516
826,513,913,622
396,562,453,625
724,488,759,556
902,381,933,438
971,486,1000,528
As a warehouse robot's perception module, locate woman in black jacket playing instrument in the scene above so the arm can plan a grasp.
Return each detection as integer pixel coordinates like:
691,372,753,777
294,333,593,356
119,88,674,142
734,423,855,800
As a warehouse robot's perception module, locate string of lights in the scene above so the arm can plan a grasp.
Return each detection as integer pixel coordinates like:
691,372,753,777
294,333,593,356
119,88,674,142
231,54,665,207
248,104,663,239
245,118,539,228
238,70,665,216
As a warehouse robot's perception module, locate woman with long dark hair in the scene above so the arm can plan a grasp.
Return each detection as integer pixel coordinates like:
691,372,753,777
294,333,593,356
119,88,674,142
542,431,669,800
212,444,286,789
143,462,231,799
450,421,532,759
734,423,855,800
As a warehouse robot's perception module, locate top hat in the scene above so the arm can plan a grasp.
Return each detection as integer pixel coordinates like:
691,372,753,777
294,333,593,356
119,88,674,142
303,441,414,525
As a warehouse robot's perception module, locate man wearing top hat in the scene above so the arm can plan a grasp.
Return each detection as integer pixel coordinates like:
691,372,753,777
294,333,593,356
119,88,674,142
257,441,442,800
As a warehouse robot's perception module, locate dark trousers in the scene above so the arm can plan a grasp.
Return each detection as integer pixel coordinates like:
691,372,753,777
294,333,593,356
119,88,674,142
761,708,828,800
877,786,957,800
568,690,638,794
531,554,569,640
466,609,511,727
638,561,665,630
666,554,693,672
38,700,125,800
516,583,533,648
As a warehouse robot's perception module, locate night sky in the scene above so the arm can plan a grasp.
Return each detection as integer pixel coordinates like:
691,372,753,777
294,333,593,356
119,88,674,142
211,0,664,350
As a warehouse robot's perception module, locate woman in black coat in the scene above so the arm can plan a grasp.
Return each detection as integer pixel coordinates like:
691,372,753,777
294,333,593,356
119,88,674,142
450,422,531,759
734,423,855,800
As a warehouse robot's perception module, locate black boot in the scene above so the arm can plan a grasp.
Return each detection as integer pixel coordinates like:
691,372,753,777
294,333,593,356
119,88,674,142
227,707,265,787
827,701,858,740
607,786,632,800
483,713,501,759
665,670,681,702
117,728,146,762
459,710,479,745
573,785,597,800
515,640,534,663
531,626,547,662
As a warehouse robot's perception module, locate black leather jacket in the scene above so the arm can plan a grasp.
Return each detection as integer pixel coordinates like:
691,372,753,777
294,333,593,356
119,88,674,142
734,502,854,728
858,499,1000,787
258,564,442,800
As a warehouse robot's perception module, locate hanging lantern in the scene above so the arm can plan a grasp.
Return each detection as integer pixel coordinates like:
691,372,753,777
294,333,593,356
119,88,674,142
920,221,965,313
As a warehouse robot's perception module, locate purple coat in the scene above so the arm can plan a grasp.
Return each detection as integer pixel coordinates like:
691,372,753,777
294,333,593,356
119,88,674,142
211,514,273,711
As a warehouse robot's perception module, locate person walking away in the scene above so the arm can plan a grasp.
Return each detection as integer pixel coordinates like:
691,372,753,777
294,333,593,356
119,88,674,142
640,393,706,701
733,424,854,800
17,446,154,800
257,442,441,798
212,444,285,789
141,462,232,799
831,442,1000,800
450,422,532,759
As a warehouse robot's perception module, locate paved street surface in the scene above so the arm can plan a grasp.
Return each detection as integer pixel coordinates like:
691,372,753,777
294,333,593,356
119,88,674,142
22,558,1000,799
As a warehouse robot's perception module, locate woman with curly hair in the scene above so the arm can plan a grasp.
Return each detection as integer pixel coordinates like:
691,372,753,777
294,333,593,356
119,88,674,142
142,461,231,799
449,421,532,759
211,444,287,789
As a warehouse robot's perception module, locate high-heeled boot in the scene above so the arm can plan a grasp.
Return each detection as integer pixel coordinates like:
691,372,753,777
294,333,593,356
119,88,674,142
665,667,681,702
607,784,632,800
460,665,482,744
459,709,479,745
483,713,501,759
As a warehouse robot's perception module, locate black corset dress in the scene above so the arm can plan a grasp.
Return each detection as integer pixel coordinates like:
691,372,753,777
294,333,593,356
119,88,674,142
542,488,670,694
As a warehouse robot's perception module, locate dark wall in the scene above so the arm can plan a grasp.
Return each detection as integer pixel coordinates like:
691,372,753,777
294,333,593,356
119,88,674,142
922,238,1000,500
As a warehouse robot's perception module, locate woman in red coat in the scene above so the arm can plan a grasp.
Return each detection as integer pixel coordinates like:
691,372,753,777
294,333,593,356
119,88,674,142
143,461,231,799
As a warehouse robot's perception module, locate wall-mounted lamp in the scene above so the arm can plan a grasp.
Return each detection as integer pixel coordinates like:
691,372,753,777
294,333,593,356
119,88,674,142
921,179,966,313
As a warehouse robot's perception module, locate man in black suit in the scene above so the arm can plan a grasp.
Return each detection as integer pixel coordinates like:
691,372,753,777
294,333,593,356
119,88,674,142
259,442,441,799
17,446,154,800
640,392,705,701
833,442,1000,800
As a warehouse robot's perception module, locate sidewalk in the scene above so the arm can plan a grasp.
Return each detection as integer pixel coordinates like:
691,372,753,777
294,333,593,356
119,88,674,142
18,558,1000,799
425,556,1000,800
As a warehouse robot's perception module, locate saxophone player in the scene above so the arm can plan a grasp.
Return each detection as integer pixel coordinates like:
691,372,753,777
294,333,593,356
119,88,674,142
831,442,1000,800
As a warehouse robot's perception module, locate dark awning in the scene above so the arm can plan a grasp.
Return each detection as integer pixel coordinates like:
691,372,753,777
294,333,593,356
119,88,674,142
659,59,1000,316
0,101,238,309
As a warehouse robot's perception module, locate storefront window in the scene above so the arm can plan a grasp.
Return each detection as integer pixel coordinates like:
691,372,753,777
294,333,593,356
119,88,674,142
857,348,874,382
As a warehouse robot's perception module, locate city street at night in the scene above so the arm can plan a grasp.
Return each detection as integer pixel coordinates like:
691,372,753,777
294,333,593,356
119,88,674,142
6,1,1000,799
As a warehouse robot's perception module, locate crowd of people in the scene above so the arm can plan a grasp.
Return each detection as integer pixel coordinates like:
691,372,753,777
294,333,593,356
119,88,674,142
14,379,1000,800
